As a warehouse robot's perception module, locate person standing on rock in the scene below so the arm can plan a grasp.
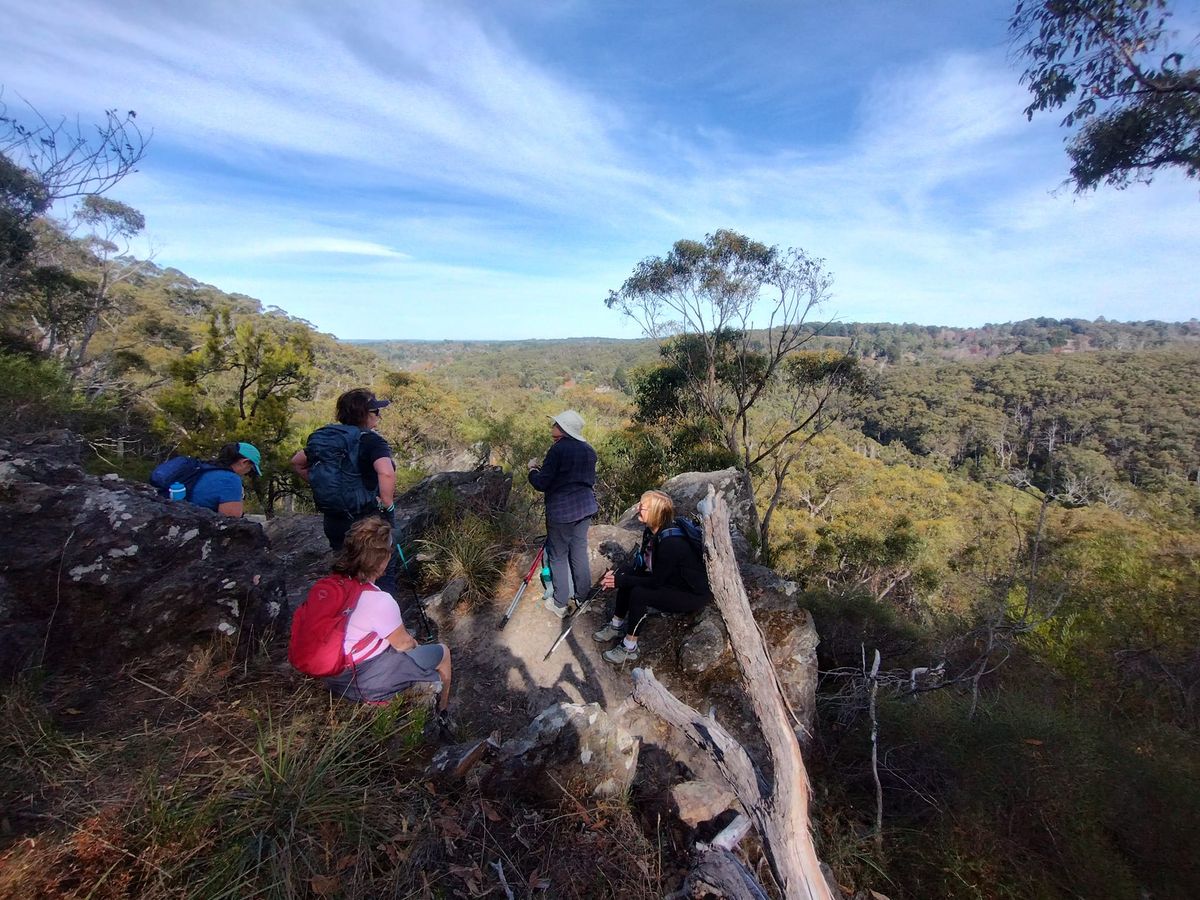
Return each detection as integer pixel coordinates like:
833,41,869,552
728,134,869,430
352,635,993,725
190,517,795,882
291,388,400,597
594,490,711,664
527,410,597,618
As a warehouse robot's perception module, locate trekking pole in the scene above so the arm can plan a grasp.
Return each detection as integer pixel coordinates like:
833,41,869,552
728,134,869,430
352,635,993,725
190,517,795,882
396,541,436,642
542,576,608,661
499,541,546,631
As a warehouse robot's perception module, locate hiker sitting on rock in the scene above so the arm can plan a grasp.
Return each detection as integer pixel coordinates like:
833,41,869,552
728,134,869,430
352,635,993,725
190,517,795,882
594,490,711,664
306,516,454,729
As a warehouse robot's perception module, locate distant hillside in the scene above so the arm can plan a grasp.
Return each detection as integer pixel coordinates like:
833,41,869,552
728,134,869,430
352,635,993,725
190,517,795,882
354,337,659,392
825,317,1200,362
360,317,1200,386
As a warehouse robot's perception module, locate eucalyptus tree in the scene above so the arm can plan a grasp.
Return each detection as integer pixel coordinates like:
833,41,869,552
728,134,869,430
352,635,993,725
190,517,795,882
1010,0,1200,191
606,229,863,558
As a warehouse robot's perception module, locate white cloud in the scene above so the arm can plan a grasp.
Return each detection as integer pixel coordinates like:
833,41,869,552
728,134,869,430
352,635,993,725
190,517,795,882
3,0,1195,338
232,238,408,260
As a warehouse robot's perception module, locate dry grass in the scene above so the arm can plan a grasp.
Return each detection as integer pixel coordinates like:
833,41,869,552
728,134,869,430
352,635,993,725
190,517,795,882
0,649,677,900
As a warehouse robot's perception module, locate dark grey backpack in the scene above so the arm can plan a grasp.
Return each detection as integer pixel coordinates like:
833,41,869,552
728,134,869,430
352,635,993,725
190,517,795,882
304,425,377,517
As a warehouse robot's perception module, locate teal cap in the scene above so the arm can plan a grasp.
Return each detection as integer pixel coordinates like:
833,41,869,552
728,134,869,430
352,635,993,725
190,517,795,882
237,442,262,476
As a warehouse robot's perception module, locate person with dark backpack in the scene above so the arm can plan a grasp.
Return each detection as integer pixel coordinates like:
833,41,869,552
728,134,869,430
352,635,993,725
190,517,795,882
149,442,262,517
291,388,400,595
593,489,712,664
289,516,454,731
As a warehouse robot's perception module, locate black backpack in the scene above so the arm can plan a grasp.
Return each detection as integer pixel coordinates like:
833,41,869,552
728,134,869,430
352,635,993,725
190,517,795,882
148,456,222,499
658,516,705,558
305,425,378,517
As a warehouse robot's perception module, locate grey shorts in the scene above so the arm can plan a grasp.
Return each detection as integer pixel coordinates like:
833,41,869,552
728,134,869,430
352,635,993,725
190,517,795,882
323,644,445,702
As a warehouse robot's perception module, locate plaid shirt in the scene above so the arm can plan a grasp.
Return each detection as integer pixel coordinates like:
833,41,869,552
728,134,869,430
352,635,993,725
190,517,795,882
528,436,598,524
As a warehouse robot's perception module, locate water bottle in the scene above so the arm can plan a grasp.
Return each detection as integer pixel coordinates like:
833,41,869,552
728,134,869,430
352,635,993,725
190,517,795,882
168,482,186,501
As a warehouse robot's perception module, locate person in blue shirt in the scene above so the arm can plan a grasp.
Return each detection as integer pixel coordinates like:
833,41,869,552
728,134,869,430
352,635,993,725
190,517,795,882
189,442,262,517
527,410,598,618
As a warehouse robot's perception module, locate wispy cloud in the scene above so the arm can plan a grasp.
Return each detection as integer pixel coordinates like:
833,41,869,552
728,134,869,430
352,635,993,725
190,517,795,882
234,238,409,260
2,0,1195,338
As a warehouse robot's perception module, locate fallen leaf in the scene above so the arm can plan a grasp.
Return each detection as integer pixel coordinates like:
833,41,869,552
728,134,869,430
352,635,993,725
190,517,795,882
310,874,338,896
335,853,357,872
1023,738,1044,746
480,799,503,822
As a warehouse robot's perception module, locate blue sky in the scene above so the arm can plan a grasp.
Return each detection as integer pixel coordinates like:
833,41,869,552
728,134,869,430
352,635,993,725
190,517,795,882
2,0,1197,339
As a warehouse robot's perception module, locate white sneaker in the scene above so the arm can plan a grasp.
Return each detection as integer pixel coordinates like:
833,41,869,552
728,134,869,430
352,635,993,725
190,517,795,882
543,596,570,618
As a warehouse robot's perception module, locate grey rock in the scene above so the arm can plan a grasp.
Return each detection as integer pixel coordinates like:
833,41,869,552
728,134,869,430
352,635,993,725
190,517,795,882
618,467,758,539
393,466,512,546
670,779,738,827
587,523,641,577
484,701,639,804
678,611,729,674
0,432,288,678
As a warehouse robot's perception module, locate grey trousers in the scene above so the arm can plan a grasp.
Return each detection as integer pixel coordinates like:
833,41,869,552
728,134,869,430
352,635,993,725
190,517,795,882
546,515,592,607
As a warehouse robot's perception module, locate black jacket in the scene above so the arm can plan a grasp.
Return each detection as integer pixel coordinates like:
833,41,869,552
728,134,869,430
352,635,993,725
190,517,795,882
616,526,710,597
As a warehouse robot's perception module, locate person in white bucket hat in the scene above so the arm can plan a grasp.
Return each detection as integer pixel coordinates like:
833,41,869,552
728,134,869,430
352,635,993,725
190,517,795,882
527,410,598,618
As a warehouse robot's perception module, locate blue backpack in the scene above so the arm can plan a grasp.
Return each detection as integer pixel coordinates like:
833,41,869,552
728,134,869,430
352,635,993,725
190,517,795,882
658,516,705,559
305,425,378,517
148,456,221,499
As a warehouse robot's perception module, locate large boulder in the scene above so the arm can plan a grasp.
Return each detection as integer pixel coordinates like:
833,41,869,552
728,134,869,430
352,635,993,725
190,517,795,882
618,467,757,540
0,432,288,678
483,701,640,805
394,466,512,546
666,564,819,746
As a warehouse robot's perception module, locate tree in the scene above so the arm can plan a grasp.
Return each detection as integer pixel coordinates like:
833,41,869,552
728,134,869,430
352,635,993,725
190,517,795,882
606,230,862,558
1010,0,1200,191
1,94,148,316
159,311,315,515
0,94,148,205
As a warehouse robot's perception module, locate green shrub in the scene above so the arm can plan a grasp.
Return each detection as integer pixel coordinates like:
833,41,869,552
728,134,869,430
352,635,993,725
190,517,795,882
819,685,1200,899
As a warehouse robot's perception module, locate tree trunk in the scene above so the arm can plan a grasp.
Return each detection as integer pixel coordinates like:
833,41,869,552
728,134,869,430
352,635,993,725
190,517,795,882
630,487,833,900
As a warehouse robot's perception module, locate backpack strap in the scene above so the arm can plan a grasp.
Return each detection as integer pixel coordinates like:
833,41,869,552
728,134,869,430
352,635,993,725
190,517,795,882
342,578,383,666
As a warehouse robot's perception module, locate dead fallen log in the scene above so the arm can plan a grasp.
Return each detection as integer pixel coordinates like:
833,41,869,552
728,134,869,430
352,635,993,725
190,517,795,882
631,486,833,900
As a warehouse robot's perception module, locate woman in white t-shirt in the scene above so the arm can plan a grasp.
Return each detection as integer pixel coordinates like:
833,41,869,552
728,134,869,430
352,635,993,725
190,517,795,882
321,517,454,732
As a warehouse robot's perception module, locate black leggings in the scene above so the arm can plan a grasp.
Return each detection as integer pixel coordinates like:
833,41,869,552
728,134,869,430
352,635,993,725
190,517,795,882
615,584,709,636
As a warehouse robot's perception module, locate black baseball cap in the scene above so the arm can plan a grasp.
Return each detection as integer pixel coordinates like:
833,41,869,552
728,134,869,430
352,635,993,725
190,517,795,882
367,395,391,411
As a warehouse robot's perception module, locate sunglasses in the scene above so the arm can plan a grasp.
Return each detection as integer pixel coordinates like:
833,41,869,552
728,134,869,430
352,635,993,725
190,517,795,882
370,408,383,418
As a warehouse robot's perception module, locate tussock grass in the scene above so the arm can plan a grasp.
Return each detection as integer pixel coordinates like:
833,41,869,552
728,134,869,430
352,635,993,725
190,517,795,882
0,674,433,899
418,512,507,606
0,675,101,798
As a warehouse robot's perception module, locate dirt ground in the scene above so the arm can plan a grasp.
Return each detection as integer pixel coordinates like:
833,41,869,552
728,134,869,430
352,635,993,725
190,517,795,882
427,557,653,743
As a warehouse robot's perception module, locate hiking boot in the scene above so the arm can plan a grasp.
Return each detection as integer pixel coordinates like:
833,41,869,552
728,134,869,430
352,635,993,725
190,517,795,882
544,596,570,618
592,622,625,642
602,642,639,664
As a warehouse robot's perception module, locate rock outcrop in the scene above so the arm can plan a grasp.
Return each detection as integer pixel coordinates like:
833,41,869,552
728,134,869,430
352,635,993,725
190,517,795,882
483,701,639,804
0,432,287,678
